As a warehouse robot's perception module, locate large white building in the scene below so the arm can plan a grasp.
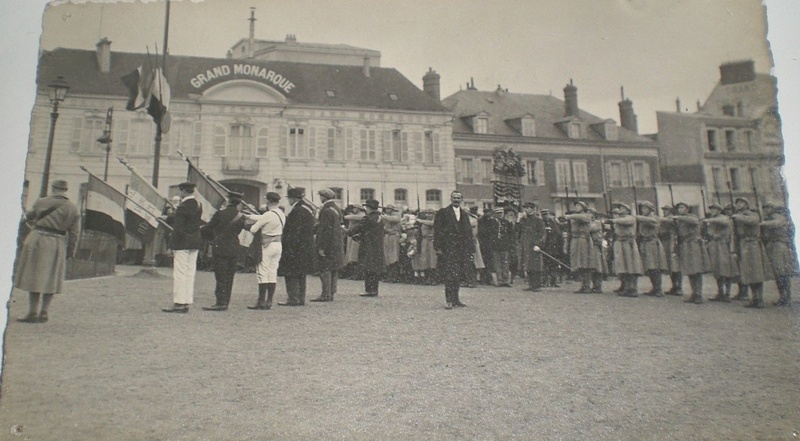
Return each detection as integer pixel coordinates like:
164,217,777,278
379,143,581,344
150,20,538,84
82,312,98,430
26,35,454,211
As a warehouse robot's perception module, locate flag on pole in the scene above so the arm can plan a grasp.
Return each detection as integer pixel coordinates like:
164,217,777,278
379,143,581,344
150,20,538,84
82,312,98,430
85,174,126,242
187,162,226,222
120,56,154,112
147,67,171,133
125,171,168,242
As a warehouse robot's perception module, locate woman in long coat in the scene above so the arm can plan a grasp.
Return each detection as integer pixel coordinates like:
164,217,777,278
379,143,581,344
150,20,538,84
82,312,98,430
14,180,80,323
731,197,773,308
672,202,711,304
704,203,738,301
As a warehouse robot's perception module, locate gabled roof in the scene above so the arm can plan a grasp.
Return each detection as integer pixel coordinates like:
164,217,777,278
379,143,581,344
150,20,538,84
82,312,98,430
37,48,446,113
442,89,652,143
232,38,381,57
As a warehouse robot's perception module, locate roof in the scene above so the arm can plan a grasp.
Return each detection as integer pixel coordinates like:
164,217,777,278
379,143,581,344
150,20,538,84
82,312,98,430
442,89,653,143
37,48,446,113
232,38,381,57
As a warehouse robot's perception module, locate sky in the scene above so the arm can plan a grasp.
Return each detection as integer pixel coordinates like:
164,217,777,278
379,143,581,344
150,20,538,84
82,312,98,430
35,0,774,135
0,0,798,367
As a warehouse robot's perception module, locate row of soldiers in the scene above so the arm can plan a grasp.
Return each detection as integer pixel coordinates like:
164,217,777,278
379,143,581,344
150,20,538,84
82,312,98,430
563,197,796,308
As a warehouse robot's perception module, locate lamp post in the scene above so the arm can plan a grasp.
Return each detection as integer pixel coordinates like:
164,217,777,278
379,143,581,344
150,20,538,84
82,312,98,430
40,76,70,197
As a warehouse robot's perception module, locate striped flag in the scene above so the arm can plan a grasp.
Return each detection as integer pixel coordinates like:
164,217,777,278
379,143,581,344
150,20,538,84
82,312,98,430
187,162,226,223
125,171,168,242
85,174,126,242
120,56,153,112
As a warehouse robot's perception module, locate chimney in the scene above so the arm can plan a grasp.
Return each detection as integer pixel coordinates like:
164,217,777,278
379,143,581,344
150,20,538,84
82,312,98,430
422,67,441,101
719,60,755,85
676,97,681,113
467,77,476,91
248,8,256,58
563,79,578,117
618,87,638,133
95,37,112,73
363,56,371,77
285,34,297,44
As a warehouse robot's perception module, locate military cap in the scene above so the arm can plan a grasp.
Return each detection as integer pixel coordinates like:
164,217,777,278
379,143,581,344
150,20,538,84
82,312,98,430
317,188,335,199
674,201,689,209
611,207,622,215
639,201,655,210
573,200,588,209
734,197,750,207
762,201,780,210
363,199,380,210
265,192,281,203
227,191,244,205
540,208,550,215
616,203,632,213
723,204,734,212
384,204,398,212
177,181,196,191
287,187,305,199
661,204,673,210
51,180,68,191
708,203,723,210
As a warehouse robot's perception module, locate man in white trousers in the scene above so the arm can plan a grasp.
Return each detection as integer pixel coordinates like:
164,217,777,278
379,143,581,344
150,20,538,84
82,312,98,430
162,182,204,313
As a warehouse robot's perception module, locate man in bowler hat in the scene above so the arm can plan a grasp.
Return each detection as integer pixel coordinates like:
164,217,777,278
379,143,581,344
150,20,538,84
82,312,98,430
200,191,246,311
277,187,317,306
163,181,204,313
347,199,385,296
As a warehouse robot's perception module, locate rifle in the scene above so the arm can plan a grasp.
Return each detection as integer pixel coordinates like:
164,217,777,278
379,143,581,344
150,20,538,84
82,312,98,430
749,167,762,221
632,185,639,215
668,183,675,209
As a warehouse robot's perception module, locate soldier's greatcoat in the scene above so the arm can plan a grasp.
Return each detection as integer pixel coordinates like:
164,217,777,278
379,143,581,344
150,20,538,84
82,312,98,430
658,218,680,273
705,215,739,278
673,214,710,276
761,212,797,277
565,212,594,270
14,195,80,294
611,215,643,275
590,219,609,275
636,215,668,272
732,210,773,284
519,214,546,273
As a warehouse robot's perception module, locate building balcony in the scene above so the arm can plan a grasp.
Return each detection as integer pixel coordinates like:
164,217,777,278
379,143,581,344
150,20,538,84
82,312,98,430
222,157,260,175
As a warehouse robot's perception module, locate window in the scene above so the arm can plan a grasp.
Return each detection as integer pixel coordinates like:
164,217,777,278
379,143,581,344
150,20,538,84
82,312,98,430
744,130,753,150
390,130,409,162
75,117,105,154
630,161,651,187
256,128,268,158
213,125,226,157
522,118,536,136
388,93,398,101
288,127,306,158
360,188,374,201
330,187,343,200
161,120,191,156
308,127,317,159
707,129,718,152
458,158,474,184
722,105,735,116
711,167,723,191
424,131,441,163
474,117,489,134
192,121,203,156
480,159,493,184
526,159,544,186
606,161,627,188
227,124,254,165
729,167,741,191
326,128,343,160
426,189,441,203
572,160,589,193
567,122,581,139
394,189,407,203
360,129,377,161
555,159,571,190
345,128,355,160
412,132,423,162
325,90,336,98
604,124,618,141
725,130,736,151
128,118,154,155
115,119,129,154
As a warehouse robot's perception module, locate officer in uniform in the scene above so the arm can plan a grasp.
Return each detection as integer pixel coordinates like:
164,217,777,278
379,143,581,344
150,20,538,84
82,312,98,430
671,202,710,304
348,199,386,296
760,202,797,306
659,204,682,296
311,188,345,302
730,197,773,308
200,191,246,311
518,203,546,292
163,182,204,313
541,209,564,287
277,187,317,306
703,203,738,302
636,201,668,297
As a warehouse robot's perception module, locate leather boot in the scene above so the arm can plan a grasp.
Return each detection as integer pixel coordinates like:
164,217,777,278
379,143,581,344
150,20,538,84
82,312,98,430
733,283,750,301
710,278,730,302
668,273,683,295
248,283,269,309
745,283,765,308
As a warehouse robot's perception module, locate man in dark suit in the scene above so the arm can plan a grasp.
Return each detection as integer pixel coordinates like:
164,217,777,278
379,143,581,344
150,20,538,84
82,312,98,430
311,188,345,302
434,191,474,309
277,187,317,306
163,182,204,313
200,191,246,311
347,199,385,297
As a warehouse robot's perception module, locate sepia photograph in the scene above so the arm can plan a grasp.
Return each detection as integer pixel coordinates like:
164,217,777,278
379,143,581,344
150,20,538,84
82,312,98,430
0,0,799,439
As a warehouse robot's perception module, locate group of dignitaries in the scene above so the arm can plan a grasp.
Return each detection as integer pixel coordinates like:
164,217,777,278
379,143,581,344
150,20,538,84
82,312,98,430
12,177,795,323
562,196,796,308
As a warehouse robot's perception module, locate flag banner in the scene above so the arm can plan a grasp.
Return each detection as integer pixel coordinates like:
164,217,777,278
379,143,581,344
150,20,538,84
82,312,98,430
492,180,522,201
187,163,226,223
125,171,167,242
85,174,126,242
147,67,171,132
120,56,153,111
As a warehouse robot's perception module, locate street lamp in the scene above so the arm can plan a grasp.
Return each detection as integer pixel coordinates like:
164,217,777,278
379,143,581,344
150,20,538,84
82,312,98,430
40,76,70,197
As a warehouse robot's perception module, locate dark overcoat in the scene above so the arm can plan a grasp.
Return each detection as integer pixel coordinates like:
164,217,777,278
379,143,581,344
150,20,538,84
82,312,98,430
674,214,711,276
433,205,474,284
705,215,738,278
733,210,773,284
169,196,203,250
519,215,546,273
761,213,797,277
278,201,318,277
348,211,385,273
316,201,346,271
201,205,246,258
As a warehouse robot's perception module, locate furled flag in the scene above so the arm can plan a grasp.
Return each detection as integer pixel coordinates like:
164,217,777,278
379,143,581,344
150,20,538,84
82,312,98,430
147,67,171,133
187,162,226,223
125,170,169,242
84,174,126,243
120,56,153,112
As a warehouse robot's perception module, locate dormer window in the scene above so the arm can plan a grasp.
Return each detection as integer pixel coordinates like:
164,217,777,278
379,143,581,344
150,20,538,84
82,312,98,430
388,93,399,101
521,118,536,137
567,122,581,139
474,117,489,134
590,120,618,141
325,90,336,98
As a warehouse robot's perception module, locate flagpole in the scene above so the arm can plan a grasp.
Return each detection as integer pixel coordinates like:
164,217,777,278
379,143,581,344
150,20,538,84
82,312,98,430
116,156,174,209
152,0,170,188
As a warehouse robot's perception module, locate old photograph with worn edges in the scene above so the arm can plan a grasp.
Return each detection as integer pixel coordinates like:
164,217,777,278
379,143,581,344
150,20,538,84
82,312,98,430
1,0,798,439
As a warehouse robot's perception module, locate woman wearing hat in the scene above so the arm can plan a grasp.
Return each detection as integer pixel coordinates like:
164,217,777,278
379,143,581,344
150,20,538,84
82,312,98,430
635,201,668,297
671,202,711,304
607,203,643,297
703,203,738,302
730,197,774,308
760,203,797,306
14,179,80,323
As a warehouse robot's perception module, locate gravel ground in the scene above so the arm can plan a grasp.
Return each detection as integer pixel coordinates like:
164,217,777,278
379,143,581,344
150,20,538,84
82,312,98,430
1,266,799,440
